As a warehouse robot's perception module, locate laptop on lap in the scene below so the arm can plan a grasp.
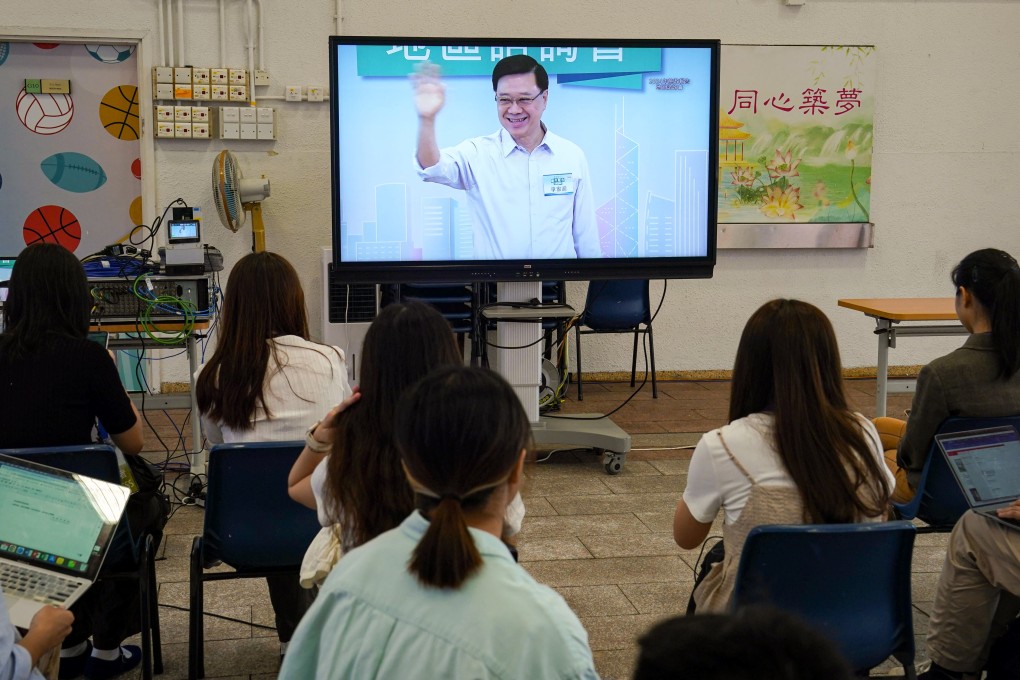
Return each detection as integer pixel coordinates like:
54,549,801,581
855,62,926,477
936,426,1020,531
0,454,130,628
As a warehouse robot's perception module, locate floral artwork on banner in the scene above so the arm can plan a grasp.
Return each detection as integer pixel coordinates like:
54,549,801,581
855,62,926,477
718,45,875,224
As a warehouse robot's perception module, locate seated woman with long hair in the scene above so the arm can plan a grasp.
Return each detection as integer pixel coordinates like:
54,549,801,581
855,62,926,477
673,299,893,612
0,243,153,679
195,251,351,654
288,301,525,557
280,366,598,680
877,248,1020,502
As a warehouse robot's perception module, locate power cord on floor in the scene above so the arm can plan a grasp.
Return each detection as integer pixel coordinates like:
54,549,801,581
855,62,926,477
158,603,277,631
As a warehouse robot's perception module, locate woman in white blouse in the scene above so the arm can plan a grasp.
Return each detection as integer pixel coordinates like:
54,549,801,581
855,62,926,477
673,299,894,612
195,251,351,654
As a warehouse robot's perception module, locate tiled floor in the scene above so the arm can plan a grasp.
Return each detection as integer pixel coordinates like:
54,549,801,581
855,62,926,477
127,379,938,680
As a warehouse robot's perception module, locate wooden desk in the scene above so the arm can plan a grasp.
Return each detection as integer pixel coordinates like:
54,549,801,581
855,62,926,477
92,320,211,473
838,298,966,417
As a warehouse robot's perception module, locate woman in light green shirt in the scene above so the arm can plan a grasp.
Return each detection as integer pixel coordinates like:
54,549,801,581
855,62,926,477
280,366,599,680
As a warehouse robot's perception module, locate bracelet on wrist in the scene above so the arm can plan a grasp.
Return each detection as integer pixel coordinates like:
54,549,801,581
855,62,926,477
304,421,331,453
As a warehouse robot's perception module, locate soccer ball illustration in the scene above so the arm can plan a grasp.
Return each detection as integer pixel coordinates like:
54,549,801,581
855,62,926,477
85,44,136,64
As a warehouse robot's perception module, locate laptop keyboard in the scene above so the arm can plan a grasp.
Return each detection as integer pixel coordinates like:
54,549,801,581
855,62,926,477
0,562,79,604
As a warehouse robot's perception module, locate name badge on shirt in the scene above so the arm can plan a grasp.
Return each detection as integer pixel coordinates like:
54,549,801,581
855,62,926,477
543,173,574,197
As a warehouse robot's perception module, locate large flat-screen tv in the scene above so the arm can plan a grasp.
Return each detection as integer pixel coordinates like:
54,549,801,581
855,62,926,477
329,36,720,283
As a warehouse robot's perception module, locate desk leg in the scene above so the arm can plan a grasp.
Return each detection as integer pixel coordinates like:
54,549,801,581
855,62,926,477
875,318,892,418
187,334,205,474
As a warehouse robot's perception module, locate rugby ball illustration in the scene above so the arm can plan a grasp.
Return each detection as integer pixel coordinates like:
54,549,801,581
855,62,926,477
40,152,107,193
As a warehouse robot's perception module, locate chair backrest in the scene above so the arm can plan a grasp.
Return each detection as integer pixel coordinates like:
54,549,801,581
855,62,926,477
732,521,916,672
894,415,1020,528
0,443,122,482
202,441,321,571
581,279,651,330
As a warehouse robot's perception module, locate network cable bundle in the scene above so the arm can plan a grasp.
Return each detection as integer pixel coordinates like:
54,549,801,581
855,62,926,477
88,274,215,342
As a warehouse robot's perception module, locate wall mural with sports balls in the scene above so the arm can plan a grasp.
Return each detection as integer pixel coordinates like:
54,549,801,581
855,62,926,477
0,41,140,257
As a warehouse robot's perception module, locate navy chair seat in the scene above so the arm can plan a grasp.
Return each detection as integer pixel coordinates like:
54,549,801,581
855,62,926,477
574,279,657,399
733,521,917,678
189,441,320,680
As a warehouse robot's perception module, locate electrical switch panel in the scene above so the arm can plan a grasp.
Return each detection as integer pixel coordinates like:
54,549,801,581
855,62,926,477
152,67,248,102
218,106,274,141
153,106,217,139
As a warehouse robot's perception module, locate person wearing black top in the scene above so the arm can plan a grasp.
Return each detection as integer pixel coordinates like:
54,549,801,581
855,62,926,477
0,243,158,680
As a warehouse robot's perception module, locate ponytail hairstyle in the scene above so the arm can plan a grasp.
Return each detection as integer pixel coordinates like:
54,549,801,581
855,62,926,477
0,243,90,362
729,300,890,523
951,248,1020,379
395,366,531,589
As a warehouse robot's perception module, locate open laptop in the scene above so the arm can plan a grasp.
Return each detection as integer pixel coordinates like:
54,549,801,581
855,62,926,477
0,256,14,307
0,454,130,628
936,426,1020,531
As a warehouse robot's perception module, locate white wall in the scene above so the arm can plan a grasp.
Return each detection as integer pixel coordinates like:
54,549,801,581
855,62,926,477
8,0,1020,379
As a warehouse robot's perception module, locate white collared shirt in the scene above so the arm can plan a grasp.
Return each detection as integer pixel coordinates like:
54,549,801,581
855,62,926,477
418,128,602,260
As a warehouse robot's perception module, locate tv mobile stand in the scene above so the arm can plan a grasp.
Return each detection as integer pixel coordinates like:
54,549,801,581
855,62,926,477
484,281,631,474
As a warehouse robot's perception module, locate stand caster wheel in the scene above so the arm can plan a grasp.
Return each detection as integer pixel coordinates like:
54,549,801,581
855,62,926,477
602,451,624,475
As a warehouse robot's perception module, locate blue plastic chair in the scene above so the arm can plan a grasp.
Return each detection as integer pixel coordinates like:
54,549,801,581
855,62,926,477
574,279,656,400
732,521,917,678
0,444,162,679
893,416,1020,532
188,442,320,680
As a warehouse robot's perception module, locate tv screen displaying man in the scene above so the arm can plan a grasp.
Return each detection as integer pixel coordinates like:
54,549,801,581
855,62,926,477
414,55,600,260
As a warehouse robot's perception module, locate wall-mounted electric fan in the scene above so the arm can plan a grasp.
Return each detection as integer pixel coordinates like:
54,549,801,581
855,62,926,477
212,150,271,252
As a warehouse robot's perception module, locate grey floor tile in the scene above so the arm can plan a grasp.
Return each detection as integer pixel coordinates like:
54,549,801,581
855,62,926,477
519,513,651,538
602,475,682,495
592,647,639,680
633,511,675,532
517,535,593,561
619,582,692,616
547,492,677,516
578,532,685,559
554,585,637,617
521,475,613,497
518,495,556,516
645,458,690,476
524,555,688,587
580,613,670,651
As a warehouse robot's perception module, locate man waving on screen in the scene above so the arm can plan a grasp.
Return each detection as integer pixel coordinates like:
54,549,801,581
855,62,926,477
414,55,602,260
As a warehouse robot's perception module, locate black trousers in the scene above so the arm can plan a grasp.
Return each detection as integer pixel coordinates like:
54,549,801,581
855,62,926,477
266,574,315,643
66,491,167,649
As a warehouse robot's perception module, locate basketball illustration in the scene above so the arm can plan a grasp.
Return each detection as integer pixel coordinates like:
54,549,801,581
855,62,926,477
16,89,74,135
99,85,140,140
85,44,135,64
129,196,142,226
23,205,82,252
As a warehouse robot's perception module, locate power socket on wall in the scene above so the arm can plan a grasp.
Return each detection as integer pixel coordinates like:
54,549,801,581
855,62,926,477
285,85,302,102
307,86,323,102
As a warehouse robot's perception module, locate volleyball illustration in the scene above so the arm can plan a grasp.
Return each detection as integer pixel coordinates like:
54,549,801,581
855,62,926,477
23,205,82,252
99,85,140,140
41,152,108,193
0,42,9,67
16,89,74,135
85,44,135,64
